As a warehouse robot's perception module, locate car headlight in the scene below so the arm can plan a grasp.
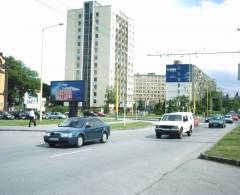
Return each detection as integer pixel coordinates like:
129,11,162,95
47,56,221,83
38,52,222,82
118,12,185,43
45,132,50,136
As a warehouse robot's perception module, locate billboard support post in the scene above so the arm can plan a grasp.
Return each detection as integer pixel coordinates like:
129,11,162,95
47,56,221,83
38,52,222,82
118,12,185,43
69,101,78,117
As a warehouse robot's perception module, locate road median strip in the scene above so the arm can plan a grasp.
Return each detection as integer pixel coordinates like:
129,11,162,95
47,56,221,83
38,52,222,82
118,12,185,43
200,125,240,167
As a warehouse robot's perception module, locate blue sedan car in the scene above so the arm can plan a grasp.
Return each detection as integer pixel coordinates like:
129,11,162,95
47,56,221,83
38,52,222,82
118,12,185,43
44,117,110,147
208,115,226,128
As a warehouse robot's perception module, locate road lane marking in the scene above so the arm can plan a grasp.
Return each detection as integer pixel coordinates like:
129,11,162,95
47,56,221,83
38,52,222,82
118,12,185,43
50,149,93,158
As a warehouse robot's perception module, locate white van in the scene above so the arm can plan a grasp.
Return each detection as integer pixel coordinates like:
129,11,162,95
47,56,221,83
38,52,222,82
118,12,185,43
155,112,194,139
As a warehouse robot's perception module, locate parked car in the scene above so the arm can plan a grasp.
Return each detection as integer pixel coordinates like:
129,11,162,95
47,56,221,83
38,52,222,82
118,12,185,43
208,115,226,128
224,115,233,123
155,112,194,139
96,112,105,117
49,112,67,119
83,111,97,117
44,117,110,147
0,111,15,120
10,111,29,120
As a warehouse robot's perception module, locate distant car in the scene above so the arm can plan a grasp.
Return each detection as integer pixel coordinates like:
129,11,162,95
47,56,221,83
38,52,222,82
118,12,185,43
0,111,15,120
232,114,239,121
224,115,233,123
49,112,67,119
193,115,199,127
208,115,226,128
44,117,110,147
83,111,97,117
96,112,105,117
205,115,214,123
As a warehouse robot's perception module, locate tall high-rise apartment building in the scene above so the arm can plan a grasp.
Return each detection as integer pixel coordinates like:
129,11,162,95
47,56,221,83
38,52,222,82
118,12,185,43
65,1,134,109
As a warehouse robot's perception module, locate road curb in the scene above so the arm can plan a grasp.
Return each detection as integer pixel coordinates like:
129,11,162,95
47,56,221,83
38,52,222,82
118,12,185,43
199,152,240,167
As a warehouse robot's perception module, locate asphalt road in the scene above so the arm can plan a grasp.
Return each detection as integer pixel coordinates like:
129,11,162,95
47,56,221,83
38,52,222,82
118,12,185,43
0,122,239,195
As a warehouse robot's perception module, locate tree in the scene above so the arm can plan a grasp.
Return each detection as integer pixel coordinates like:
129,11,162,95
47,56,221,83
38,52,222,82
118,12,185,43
6,56,40,108
104,87,115,113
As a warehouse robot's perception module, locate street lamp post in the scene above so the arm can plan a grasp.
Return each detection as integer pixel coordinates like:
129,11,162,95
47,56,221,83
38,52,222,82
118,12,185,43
39,23,63,121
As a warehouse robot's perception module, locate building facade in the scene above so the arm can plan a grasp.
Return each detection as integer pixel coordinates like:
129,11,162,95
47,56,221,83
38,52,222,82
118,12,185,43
166,60,216,111
65,1,134,109
134,73,166,106
0,52,7,111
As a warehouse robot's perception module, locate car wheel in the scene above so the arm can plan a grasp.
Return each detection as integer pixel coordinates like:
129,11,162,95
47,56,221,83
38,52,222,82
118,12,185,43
76,135,84,147
156,133,161,139
48,143,55,147
187,126,192,136
178,128,183,139
100,132,108,143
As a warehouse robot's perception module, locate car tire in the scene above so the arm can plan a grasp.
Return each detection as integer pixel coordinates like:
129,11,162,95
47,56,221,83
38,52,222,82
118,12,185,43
156,133,161,139
48,143,55,147
178,128,183,139
76,135,84,147
100,132,108,143
187,126,192,136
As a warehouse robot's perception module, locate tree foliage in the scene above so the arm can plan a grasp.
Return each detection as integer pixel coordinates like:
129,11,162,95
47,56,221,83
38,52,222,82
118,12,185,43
6,56,40,107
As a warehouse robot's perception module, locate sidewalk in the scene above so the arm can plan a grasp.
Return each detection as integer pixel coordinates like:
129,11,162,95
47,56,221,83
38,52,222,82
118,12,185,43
0,124,57,132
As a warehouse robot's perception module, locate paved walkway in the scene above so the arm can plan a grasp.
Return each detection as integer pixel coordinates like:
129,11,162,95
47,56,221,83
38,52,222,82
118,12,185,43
0,124,57,132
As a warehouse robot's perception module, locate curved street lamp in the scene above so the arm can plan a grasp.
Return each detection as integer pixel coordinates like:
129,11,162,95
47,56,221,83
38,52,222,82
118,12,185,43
39,23,64,121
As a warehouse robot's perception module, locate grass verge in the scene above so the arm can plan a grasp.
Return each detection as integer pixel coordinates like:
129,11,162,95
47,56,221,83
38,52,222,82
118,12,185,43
205,125,240,161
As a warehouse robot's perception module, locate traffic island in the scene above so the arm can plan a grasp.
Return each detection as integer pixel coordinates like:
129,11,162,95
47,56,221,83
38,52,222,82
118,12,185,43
199,125,240,167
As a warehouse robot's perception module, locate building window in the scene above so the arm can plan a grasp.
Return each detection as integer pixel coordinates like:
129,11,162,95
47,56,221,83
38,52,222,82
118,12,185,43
77,42,81,46
96,19,99,24
95,34,98,38
77,56,80,60
94,63,97,68
76,70,80,75
96,12,99,17
94,77,97,82
76,63,80,68
94,85,97,89
95,26,99,31
93,99,97,104
78,28,81,32
94,56,98,60
78,14,81,18
94,92,97,96
78,21,81,25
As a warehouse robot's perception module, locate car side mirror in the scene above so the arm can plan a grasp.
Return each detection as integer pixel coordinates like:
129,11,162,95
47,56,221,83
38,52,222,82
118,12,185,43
85,123,91,128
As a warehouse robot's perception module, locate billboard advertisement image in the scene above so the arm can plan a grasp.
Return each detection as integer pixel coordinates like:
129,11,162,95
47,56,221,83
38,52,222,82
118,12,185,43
51,80,86,102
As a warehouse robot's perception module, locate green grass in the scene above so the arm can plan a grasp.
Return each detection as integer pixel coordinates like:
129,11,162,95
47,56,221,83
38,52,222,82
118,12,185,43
205,125,240,161
0,119,65,126
110,121,153,130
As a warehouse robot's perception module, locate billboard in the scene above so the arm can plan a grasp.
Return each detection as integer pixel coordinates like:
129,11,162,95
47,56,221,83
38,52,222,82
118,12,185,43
50,80,86,102
166,64,192,83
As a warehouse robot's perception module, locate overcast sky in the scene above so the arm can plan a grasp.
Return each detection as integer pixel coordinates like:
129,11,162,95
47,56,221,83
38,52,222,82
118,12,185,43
1,0,240,95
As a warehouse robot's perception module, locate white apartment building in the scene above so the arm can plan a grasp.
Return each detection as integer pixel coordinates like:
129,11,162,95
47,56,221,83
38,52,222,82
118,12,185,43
134,73,166,106
65,1,134,109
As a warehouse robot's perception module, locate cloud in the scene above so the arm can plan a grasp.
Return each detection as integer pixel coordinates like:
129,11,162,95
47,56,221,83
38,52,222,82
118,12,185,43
206,70,239,96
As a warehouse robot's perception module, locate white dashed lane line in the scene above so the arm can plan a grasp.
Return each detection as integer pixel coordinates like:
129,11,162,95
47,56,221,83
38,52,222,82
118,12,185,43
50,149,93,158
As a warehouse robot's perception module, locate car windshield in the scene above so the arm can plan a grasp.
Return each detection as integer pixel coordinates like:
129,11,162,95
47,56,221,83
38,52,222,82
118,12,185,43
161,114,182,121
58,117,85,128
224,115,231,118
212,116,221,120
